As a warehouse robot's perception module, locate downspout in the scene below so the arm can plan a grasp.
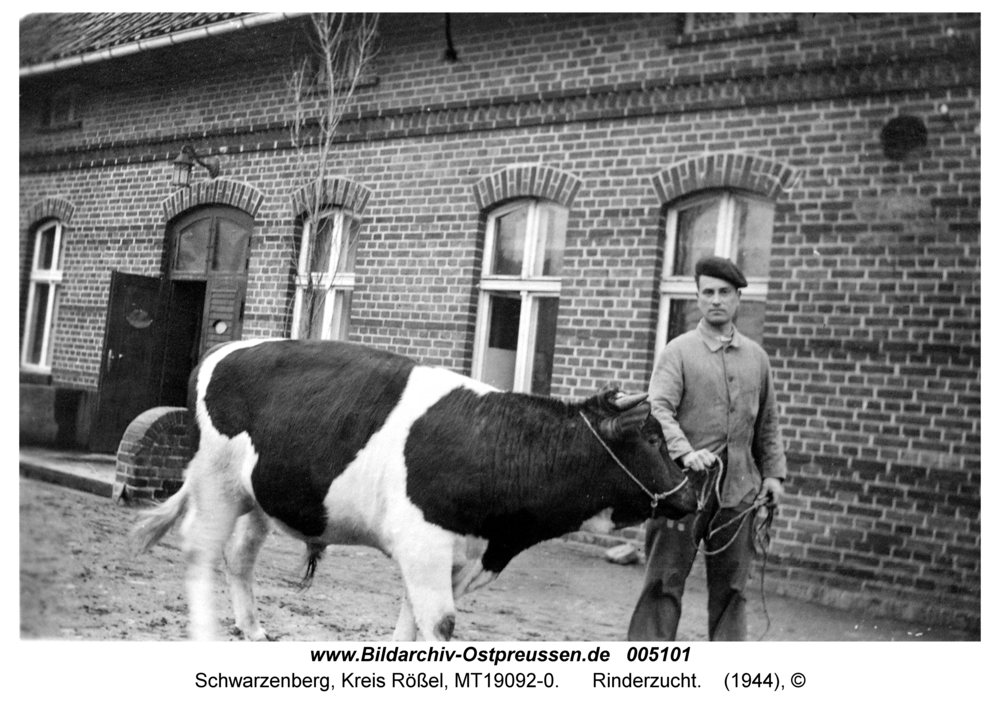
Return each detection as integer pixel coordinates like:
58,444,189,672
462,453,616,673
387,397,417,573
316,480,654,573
19,12,310,79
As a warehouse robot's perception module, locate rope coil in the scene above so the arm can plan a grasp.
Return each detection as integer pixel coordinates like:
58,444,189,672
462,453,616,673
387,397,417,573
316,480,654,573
689,458,776,640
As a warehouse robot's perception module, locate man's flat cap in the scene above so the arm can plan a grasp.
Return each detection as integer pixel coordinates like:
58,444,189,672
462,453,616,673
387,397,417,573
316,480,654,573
695,256,748,289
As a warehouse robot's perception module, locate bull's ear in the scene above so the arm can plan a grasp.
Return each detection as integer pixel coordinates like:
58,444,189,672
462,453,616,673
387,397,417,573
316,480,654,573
598,399,651,441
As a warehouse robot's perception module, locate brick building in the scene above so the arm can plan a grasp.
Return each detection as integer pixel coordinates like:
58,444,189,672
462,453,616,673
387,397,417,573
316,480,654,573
19,13,980,631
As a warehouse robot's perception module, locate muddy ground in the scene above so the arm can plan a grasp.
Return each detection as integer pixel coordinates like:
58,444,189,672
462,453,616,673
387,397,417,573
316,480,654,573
20,477,976,642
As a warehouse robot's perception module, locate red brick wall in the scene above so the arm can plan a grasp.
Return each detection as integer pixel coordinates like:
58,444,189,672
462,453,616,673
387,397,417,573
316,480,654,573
20,12,979,629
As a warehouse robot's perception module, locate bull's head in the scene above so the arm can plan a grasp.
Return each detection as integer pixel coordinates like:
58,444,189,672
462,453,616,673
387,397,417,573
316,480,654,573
590,389,698,524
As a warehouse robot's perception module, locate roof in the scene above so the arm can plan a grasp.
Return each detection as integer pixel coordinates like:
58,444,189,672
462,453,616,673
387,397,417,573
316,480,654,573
20,13,253,68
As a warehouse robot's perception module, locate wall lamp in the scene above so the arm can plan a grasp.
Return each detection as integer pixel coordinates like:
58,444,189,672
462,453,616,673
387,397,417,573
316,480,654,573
172,145,221,189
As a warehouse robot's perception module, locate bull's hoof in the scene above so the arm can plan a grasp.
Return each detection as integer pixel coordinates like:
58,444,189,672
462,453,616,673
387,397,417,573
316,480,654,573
434,614,456,641
232,625,272,641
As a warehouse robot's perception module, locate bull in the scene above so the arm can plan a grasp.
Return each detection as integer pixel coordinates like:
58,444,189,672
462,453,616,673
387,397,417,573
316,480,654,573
132,339,697,640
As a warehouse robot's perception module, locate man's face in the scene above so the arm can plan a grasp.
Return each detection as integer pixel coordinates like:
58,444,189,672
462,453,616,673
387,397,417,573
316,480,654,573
696,274,741,327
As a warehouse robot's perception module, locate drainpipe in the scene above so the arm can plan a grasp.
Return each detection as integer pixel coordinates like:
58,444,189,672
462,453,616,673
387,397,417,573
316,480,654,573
19,12,310,79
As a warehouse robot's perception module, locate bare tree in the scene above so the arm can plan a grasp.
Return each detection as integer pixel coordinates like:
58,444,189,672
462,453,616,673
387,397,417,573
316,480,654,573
287,12,380,340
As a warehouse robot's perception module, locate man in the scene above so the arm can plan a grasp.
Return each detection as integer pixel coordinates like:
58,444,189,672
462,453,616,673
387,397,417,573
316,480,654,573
627,256,786,641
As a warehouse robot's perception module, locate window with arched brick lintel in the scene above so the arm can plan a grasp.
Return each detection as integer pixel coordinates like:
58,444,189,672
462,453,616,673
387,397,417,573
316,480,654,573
288,177,373,343
161,179,265,223
22,197,75,373
469,164,581,395
650,154,799,352
472,164,582,211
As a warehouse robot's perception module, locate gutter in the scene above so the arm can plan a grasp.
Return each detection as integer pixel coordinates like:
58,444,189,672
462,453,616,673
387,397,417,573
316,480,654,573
19,12,310,79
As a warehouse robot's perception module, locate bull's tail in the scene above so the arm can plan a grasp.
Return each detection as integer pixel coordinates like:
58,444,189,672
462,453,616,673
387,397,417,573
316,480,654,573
130,482,191,555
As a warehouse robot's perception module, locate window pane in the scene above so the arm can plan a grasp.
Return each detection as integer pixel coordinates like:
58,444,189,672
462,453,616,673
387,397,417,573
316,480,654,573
530,297,559,395
36,224,58,270
732,197,774,278
492,207,528,276
25,283,51,365
297,288,328,340
532,205,567,276
673,198,720,276
339,217,360,274
331,289,352,341
482,294,520,390
176,218,210,272
666,298,766,344
309,217,336,275
213,219,250,272
667,299,702,342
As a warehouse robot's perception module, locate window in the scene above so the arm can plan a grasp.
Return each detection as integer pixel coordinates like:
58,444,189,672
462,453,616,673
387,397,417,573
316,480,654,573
683,13,792,33
21,220,65,371
43,85,81,129
657,191,774,349
172,208,252,278
292,209,360,341
473,200,567,395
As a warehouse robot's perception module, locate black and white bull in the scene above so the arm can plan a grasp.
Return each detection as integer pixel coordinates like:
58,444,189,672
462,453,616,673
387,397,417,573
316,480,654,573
132,339,697,641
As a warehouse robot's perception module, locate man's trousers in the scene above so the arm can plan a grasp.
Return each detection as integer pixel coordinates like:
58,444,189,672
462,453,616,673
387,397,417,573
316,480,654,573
627,480,755,641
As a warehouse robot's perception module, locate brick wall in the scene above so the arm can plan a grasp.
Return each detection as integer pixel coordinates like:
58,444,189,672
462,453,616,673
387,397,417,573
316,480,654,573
114,407,194,503
20,12,979,629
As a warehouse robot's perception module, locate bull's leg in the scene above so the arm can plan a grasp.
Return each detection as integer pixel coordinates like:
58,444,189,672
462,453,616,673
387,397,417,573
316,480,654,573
224,505,272,641
392,540,494,641
180,460,245,641
451,536,498,601
394,530,457,641
392,594,418,641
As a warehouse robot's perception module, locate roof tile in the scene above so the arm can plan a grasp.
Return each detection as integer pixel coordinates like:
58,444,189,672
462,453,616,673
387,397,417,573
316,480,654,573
20,13,250,67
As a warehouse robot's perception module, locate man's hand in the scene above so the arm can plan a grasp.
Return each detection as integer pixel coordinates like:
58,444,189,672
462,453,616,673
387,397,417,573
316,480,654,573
755,477,783,507
680,449,719,472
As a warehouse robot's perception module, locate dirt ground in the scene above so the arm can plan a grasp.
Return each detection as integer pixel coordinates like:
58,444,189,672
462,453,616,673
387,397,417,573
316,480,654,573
20,477,976,642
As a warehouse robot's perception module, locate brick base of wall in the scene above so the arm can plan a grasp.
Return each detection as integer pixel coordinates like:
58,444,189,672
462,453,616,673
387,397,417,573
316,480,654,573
762,565,980,634
567,525,979,633
114,407,195,503
19,383,96,449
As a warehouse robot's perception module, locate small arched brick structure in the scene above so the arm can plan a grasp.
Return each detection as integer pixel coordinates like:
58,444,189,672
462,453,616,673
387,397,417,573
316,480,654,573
290,176,374,216
114,407,196,503
26,196,76,227
161,178,265,223
472,164,582,210
650,153,800,203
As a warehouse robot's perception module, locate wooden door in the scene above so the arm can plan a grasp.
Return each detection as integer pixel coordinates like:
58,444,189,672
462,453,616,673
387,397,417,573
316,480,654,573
91,271,167,452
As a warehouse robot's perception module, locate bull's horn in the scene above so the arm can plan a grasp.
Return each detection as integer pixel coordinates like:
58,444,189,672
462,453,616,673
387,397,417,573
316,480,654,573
612,392,648,411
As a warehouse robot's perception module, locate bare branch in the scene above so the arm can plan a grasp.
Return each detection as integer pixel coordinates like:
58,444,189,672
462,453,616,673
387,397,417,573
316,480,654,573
283,13,380,339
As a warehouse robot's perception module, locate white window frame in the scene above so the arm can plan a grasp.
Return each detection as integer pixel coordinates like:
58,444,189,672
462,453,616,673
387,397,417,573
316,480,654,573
291,209,358,341
472,200,564,393
656,191,771,351
21,219,65,372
